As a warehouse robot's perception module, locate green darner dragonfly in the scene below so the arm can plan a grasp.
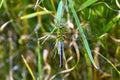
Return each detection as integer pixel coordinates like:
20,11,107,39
38,25,80,68
57,26,64,68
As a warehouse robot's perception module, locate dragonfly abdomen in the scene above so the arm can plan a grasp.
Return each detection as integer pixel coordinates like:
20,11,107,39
58,41,63,68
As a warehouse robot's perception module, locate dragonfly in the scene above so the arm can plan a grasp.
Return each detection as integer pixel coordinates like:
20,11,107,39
36,24,81,68
57,26,64,68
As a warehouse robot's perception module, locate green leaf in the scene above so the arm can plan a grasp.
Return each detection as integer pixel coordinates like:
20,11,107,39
20,11,52,19
98,52,120,75
68,0,98,69
103,14,120,33
21,55,36,80
56,0,63,26
37,37,42,80
77,0,98,11
0,0,4,8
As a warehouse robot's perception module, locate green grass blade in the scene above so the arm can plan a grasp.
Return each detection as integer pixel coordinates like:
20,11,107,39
0,0,4,8
50,0,56,12
68,0,98,69
77,0,97,11
36,33,42,80
21,55,36,80
3,0,21,35
103,14,120,33
56,0,63,26
20,11,52,19
97,52,120,75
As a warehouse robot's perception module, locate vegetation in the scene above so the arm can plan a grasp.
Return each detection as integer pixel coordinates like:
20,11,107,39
0,0,120,80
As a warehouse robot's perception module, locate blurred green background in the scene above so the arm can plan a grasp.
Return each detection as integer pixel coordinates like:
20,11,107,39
0,0,120,80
